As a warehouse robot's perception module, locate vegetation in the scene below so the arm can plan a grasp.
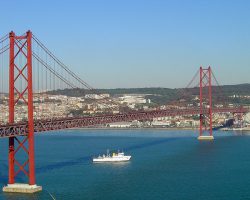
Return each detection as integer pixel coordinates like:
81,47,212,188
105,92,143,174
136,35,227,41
49,83,250,105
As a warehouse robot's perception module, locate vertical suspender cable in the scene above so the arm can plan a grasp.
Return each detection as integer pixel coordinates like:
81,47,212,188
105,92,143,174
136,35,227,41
45,50,48,118
38,41,40,119
1,39,3,122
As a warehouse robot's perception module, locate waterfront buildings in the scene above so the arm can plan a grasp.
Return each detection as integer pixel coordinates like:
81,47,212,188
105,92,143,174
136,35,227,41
0,92,248,129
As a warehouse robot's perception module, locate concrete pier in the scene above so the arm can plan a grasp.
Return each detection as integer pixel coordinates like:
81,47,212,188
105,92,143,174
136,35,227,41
3,183,42,193
197,135,214,141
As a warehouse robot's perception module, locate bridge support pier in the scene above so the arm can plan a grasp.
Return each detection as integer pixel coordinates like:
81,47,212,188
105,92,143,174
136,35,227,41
198,135,214,140
3,184,42,193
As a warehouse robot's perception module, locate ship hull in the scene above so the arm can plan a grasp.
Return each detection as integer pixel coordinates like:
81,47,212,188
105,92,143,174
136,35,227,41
93,156,131,162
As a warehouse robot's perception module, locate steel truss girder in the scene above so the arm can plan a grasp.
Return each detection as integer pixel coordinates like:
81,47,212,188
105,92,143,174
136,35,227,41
0,107,246,138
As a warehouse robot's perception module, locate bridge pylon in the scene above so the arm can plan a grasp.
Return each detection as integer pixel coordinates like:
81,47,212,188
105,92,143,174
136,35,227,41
198,66,214,141
2,31,42,193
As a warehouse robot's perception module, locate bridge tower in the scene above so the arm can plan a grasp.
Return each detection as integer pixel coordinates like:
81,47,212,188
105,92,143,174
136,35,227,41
3,31,42,193
198,66,214,140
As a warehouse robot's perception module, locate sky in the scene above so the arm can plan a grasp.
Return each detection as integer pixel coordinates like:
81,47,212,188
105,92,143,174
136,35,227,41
1,0,250,88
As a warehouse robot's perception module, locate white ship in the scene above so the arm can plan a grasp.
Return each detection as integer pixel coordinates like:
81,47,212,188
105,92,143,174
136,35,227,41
93,150,131,162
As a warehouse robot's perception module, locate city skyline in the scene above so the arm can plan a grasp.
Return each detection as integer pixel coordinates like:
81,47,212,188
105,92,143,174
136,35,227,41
1,0,250,88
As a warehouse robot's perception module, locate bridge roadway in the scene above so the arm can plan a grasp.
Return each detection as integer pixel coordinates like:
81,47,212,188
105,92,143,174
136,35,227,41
0,107,247,138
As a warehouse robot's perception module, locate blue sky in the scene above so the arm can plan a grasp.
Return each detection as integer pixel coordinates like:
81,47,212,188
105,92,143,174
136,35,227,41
1,0,250,88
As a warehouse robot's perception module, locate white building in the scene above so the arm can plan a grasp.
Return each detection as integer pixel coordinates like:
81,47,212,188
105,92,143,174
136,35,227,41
85,94,110,99
108,122,132,128
119,95,147,104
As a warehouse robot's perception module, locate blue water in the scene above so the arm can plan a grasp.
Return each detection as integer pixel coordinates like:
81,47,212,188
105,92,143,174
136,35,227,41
0,129,250,200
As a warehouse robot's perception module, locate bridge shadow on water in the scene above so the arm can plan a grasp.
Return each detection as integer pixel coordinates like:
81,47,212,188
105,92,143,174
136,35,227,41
0,163,26,187
36,137,179,174
0,163,9,184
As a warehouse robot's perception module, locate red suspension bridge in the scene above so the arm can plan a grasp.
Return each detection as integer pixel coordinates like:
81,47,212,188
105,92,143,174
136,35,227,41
0,31,248,193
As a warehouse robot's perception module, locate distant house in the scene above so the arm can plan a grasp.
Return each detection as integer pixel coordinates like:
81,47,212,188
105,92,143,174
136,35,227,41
108,122,132,128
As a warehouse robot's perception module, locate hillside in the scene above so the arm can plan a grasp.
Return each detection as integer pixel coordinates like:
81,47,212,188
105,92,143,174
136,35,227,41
49,83,250,105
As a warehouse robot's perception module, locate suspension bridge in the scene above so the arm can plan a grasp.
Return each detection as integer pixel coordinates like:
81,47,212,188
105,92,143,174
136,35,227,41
0,31,248,193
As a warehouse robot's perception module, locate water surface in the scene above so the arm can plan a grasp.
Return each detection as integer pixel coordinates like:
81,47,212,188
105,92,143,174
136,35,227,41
0,129,249,200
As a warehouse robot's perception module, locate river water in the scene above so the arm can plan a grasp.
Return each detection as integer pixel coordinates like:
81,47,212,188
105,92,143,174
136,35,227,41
0,129,250,200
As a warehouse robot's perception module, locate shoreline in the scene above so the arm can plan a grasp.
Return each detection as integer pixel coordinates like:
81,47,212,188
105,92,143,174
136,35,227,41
70,127,250,131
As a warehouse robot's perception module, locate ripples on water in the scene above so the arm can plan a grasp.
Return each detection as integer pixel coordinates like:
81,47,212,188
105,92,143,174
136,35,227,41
0,129,249,200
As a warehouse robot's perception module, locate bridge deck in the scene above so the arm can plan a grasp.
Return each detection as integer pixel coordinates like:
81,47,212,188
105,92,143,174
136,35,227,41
0,107,246,138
